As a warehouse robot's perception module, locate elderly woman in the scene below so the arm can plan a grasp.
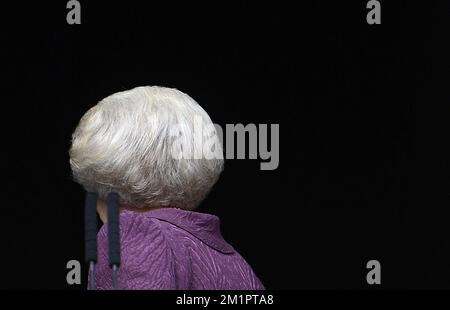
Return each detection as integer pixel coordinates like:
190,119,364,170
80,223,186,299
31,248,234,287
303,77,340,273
69,86,264,290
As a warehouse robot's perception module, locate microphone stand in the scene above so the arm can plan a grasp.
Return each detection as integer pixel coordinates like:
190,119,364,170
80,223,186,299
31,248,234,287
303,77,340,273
84,192,98,290
107,192,121,290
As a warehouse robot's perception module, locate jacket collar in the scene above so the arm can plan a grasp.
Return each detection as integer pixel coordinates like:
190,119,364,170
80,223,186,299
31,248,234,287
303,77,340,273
143,208,235,254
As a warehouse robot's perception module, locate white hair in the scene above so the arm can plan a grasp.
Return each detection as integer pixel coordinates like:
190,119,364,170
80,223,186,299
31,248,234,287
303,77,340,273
69,86,224,210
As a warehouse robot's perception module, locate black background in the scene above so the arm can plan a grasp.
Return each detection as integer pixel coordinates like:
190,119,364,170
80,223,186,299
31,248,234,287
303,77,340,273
1,1,450,289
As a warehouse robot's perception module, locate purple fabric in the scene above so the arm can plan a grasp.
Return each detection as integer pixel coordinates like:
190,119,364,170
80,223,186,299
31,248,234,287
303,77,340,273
93,208,265,290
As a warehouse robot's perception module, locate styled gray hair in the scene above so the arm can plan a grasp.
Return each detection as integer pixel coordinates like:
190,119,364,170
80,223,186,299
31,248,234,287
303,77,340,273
69,86,224,210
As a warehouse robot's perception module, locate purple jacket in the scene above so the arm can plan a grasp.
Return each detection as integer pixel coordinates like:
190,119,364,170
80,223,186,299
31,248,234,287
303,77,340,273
93,208,265,290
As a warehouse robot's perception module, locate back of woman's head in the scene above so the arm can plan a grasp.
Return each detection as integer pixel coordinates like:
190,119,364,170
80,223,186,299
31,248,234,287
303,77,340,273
69,86,224,210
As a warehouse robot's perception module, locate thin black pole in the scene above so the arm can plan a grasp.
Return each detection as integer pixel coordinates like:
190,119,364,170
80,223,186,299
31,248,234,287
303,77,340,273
85,192,98,290
107,192,121,289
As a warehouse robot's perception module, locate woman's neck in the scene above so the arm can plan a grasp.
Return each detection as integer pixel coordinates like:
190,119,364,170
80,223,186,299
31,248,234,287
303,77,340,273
97,199,164,223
